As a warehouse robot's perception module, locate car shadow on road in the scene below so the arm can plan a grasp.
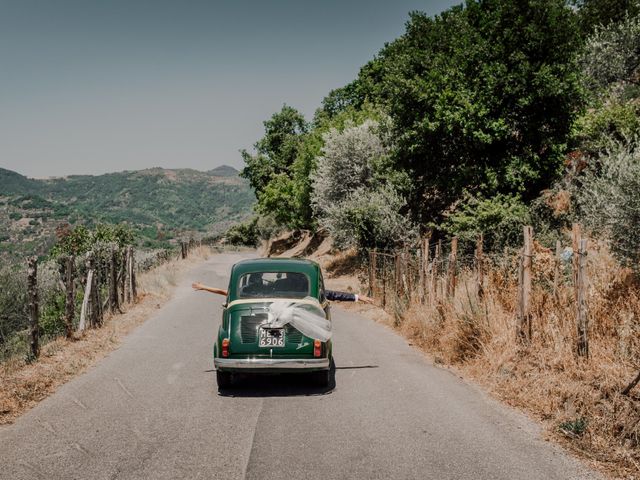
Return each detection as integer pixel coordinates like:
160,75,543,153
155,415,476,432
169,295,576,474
217,370,335,397
214,359,377,397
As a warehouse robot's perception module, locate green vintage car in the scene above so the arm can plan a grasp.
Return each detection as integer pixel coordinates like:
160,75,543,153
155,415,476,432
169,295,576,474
213,258,332,389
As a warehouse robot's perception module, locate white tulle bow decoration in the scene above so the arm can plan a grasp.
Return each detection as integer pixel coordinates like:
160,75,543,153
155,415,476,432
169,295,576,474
266,298,332,342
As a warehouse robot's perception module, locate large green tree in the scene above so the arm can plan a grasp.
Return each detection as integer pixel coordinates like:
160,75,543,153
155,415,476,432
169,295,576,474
240,105,308,198
573,0,640,34
321,1,583,228
384,1,583,225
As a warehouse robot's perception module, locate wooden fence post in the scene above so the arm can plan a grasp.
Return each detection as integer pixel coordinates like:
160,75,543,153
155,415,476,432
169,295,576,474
572,223,581,293
381,256,387,308
447,237,458,298
403,246,411,300
576,238,589,357
109,246,119,313
27,257,39,359
126,245,135,303
431,241,441,306
476,234,484,300
94,254,103,326
88,251,98,327
63,255,75,338
420,238,428,304
517,226,533,342
371,249,378,298
131,247,137,301
368,250,374,297
119,249,126,305
181,242,187,260
79,260,93,334
393,253,402,302
553,239,562,300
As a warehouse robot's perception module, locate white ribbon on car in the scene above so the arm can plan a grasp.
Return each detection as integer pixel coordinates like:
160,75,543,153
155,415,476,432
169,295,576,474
265,298,332,342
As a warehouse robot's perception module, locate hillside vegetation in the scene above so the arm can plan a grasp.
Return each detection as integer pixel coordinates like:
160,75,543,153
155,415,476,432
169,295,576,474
0,166,254,263
234,0,640,268
232,0,640,476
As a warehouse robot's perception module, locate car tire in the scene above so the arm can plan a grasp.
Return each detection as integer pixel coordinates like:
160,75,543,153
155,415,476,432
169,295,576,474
311,369,330,388
216,370,232,389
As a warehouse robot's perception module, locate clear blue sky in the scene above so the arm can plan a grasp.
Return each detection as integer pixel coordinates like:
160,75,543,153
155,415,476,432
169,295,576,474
0,0,459,178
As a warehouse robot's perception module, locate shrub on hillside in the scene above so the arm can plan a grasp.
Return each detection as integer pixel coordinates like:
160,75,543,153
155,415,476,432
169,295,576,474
312,119,415,250
51,223,134,257
312,119,386,210
224,218,259,246
320,185,416,251
441,194,531,252
0,268,28,353
578,141,640,271
580,12,640,92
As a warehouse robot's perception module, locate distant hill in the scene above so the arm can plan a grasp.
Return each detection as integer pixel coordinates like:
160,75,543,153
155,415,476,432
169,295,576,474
0,166,254,262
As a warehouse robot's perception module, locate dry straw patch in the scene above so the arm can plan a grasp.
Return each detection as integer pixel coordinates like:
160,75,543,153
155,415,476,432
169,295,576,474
0,246,213,425
401,244,639,478
329,243,640,478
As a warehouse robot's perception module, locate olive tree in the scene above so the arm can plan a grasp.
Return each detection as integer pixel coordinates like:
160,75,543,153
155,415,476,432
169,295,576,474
578,141,640,270
312,120,415,250
580,12,640,92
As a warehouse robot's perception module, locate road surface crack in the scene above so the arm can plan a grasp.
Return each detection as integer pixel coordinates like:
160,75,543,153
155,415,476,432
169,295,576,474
241,399,264,480
115,377,135,399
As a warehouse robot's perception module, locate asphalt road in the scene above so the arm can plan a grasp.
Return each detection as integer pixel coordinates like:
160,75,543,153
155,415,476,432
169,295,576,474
0,252,599,480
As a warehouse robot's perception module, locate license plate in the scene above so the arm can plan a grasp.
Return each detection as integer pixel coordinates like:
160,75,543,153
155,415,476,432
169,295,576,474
259,327,285,347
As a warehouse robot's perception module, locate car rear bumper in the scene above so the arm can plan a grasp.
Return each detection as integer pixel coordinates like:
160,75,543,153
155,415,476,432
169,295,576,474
214,357,330,371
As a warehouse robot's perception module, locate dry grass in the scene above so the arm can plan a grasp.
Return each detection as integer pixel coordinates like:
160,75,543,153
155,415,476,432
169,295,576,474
327,243,640,479
0,246,213,425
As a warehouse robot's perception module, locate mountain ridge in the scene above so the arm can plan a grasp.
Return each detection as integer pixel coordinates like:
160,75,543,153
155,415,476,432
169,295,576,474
0,165,254,263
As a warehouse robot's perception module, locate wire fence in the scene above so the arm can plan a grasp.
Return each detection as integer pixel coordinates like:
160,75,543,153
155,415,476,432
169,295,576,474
1,239,206,363
366,225,594,357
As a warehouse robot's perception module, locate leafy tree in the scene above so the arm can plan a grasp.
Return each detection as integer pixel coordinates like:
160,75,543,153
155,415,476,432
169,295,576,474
579,12,640,92
242,103,386,230
240,105,308,197
224,217,259,246
574,0,640,35
51,223,135,257
350,0,583,226
320,185,416,251
312,120,414,250
577,141,640,270
312,120,385,210
441,193,531,251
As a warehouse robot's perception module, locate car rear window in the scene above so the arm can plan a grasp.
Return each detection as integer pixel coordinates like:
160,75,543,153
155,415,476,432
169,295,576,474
237,272,310,299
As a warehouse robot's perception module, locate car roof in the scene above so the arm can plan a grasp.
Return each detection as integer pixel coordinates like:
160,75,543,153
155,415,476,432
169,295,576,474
231,257,320,277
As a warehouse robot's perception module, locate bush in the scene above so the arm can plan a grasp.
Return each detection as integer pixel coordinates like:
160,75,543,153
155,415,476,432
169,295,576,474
577,141,640,270
224,218,259,246
312,119,414,251
441,193,531,251
312,119,386,211
574,96,640,155
51,223,135,257
0,267,28,352
580,12,640,93
320,185,416,251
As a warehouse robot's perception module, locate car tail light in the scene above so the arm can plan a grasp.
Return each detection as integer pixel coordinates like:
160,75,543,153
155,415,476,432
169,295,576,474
222,338,230,358
313,339,322,358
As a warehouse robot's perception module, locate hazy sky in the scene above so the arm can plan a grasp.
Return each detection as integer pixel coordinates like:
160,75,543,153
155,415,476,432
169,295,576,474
0,0,458,178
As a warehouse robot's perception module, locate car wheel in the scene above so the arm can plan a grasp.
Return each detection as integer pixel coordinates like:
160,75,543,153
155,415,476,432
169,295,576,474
216,370,232,389
311,369,330,387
